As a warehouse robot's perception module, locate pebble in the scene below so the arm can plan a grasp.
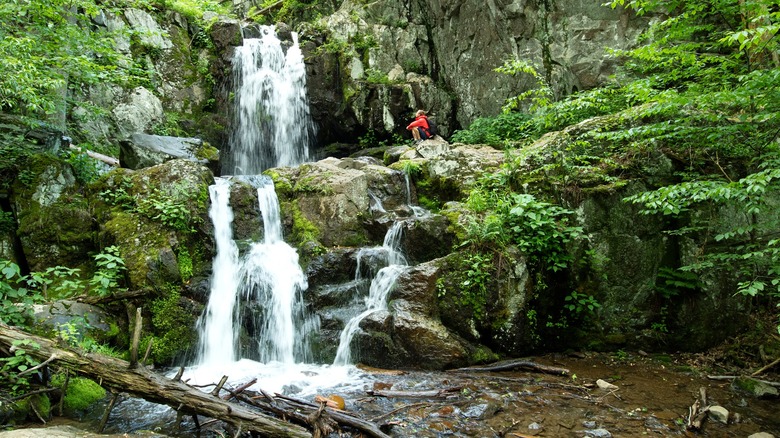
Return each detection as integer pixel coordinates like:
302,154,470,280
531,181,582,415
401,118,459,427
582,420,597,429
584,428,612,438
596,379,619,390
748,433,775,438
528,422,542,430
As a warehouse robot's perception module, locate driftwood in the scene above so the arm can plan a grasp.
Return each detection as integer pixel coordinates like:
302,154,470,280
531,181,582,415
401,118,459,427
366,387,462,399
752,357,780,376
273,394,392,438
75,289,149,305
686,387,710,430
451,359,570,376
69,144,119,167
0,323,311,437
707,375,780,387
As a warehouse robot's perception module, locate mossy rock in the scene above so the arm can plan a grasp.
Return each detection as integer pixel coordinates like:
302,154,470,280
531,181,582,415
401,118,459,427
732,376,779,399
53,376,106,414
146,288,201,365
12,155,97,272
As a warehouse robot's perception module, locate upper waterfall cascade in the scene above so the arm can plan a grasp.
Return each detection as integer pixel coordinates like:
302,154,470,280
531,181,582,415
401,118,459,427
227,25,313,175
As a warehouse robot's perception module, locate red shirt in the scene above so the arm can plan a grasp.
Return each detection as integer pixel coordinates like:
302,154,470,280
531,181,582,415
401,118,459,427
407,115,429,131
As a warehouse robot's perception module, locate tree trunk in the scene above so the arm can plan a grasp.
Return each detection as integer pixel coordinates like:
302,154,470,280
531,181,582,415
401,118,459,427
0,323,310,437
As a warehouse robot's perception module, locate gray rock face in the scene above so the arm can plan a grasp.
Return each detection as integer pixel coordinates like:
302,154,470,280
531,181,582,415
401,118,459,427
112,87,164,139
119,133,218,170
305,0,650,145
32,300,114,341
124,8,173,49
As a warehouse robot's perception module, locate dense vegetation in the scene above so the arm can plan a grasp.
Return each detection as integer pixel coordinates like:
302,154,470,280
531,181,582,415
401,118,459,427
452,0,780,333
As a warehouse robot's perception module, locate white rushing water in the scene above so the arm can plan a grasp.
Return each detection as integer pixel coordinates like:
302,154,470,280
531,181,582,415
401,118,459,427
333,222,408,365
195,178,240,365
228,25,313,175
240,181,311,364
189,176,359,395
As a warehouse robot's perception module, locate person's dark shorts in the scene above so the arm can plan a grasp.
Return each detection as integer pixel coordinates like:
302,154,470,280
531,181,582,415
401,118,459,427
417,127,429,139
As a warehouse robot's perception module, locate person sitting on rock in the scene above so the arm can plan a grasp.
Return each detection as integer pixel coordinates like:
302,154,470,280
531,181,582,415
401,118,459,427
406,109,430,144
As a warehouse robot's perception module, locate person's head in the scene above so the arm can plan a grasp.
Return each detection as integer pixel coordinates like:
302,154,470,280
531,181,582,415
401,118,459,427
415,109,426,117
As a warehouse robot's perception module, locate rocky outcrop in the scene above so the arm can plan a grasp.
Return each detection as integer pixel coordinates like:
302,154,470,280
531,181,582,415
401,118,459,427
69,8,223,150
302,0,649,147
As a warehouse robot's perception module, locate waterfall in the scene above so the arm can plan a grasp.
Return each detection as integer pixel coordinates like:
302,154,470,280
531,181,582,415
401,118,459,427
333,222,407,365
228,25,313,175
195,26,316,367
195,178,240,365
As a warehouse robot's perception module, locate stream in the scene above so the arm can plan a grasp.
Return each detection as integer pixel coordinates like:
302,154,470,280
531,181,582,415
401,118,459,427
55,351,770,437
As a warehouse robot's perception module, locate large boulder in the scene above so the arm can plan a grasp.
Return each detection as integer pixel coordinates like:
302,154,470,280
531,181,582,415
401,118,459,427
119,133,219,172
112,87,165,139
11,156,96,272
31,300,117,343
94,159,214,291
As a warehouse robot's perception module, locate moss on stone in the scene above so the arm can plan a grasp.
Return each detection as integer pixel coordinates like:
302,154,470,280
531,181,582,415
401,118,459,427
195,141,220,161
469,345,498,364
149,288,197,364
177,246,193,282
289,200,321,246
264,169,294,195
52,375,106,411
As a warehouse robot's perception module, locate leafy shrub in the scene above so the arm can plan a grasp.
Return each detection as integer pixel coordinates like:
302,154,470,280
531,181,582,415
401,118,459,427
0,261,44,326
0,340,40,394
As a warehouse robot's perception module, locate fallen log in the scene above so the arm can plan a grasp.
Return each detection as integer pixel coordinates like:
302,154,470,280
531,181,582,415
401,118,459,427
686,387,710,431
69,144,119,167
451,359,570,376
0,323,310,437
752,357,780,377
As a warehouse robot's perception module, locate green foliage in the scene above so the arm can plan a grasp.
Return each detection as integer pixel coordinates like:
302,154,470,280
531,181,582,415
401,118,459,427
89,245,127,297
102,177,197,232
60,148,102,185
163,0,228,23
148,289,195,364
364,68,392,85
0,0,137,115
450,112,533,146
100,176,136,210
0,261,44,326
0,211,14,234
457,252,494,321
137,188,193,232
400,160,422,178
494,58,552,112
654,267,700,300
0,340,40,394
177,246,193,282
564,291,601,317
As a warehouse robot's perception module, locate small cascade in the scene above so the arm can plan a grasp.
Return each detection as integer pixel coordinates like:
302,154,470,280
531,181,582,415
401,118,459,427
239,180,312,363
195,178,240,365
228,25,313,175
333,222,407,365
